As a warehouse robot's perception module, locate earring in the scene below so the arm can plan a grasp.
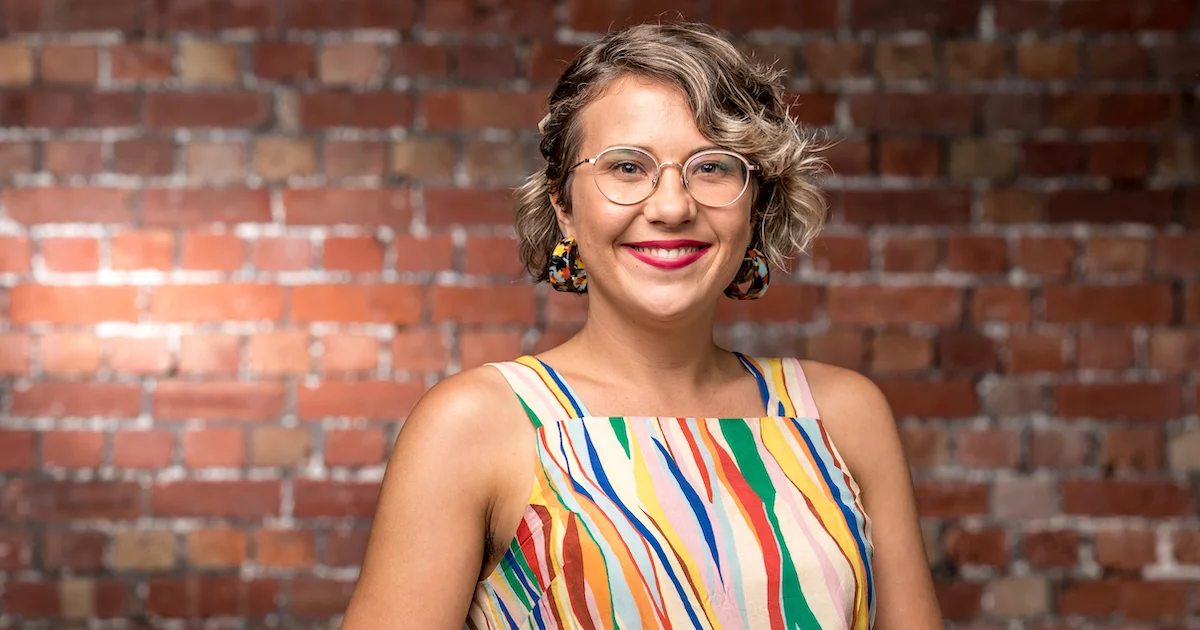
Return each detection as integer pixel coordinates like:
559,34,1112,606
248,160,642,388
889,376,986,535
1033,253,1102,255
548,236,588,293
724,248,770,300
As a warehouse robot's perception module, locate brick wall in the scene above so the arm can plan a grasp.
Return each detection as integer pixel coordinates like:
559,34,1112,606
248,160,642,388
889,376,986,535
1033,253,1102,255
0,0,1197,627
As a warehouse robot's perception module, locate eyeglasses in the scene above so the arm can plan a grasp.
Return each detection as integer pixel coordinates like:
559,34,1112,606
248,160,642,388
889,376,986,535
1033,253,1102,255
567,146,759,208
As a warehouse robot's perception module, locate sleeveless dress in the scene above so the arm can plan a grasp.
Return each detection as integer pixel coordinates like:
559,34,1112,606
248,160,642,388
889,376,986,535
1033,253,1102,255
466,354,875,630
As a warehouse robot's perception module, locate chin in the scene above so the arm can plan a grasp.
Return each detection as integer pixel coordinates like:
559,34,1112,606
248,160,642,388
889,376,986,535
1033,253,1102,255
625,288,713,324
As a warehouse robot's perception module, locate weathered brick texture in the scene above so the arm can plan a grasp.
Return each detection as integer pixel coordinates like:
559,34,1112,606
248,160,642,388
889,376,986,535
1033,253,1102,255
0,0,1198,627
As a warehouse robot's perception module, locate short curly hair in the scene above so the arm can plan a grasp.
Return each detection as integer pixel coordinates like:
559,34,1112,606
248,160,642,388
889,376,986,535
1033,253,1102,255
515,21,828,283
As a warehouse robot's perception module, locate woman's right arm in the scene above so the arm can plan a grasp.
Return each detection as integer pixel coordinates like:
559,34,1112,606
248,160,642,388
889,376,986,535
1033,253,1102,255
341,369,513,629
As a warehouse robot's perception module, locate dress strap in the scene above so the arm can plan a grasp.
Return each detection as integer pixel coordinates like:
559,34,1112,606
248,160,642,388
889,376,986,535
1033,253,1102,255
735,354,821,419
485,356,591,426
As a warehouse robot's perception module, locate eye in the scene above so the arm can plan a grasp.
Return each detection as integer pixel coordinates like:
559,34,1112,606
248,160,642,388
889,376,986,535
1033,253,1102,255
611,161,646,175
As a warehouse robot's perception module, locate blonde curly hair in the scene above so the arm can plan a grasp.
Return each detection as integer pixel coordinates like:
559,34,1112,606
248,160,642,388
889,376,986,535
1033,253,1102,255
515,21,828,283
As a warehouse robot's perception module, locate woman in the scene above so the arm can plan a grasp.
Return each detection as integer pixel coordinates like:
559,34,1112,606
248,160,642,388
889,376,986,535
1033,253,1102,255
343,22,943,630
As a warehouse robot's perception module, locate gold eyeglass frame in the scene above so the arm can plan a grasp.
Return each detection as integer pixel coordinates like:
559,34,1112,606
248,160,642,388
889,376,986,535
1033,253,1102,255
567,145,760,208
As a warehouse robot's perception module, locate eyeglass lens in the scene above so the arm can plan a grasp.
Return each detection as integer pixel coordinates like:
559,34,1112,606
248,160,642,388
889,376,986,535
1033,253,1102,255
592,148,749,207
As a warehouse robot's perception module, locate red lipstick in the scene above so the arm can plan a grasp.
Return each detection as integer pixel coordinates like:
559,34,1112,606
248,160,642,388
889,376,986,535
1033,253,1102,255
623,240,711,270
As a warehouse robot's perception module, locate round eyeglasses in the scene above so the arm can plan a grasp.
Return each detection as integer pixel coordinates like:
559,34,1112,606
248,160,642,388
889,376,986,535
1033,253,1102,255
567,146,759,208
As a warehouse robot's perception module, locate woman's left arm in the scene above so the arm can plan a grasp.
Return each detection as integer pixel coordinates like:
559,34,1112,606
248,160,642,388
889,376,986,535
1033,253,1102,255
804,362,945,629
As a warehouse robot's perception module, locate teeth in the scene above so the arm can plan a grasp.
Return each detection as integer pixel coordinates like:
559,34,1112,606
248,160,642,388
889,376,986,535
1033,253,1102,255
632,246,701,259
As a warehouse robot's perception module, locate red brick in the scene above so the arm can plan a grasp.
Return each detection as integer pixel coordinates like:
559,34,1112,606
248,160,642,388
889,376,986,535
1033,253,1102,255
947,236,1007,274
256,529,314,568
455,43,517,82
1022,531,1078,568
882,236,940,272
180,233,245,270
786,91,836,126
284,0,416,29
155,382,285,421
1045,284,1171,324
877,379,978,418
849,0,978,29
1156,235,1200,274
527,43,581,82
0,530,31,571
111,231,173,270
821,138,870,176
187,528,247,568
1016,236,1075,276
913,481,989,517
0,42,32,84
110,42,171,81
935,581,982,621
1087,40,1149,79
42,430,104,468
10,382,141,418
300,92,413,129
1077,329,1135,370
1059,579,1188,619
323,236,384,272
247,331,309,375
11,286,138,324
1149,329,1200,371
1084,236,1148,275
428,0,554,34
878,138,939,177
150,284,283,322
799,330,863,371
829,286,962,325
1159,42,1200,80
1017,41,1078,80
40,44,97,84
293,480,381,518
710,0,834,30
898,426,946,468
0,333,31,376
1056,382,1181,421
939,330,997,372
1047,189,1173,224
1063,480,1190,517
1089,140,1150,178
0,430,35,471
123,119,174,160
1062,0,1193,30
1095,529,1157,571
40,331,101,374
973,287,1033,323
1007,332,1067,373
178,333,240,375
183,428,245,468
252,237,311,271
461,330,523,369
149,0,276,30
44,140,103,174
1,90,140,127
1102,427,1164,471
325,529,369,566
112,430,173,468
716,284,822,325
148,92,265,128
947,528,1008,567
320,334,379,374
283,188,411,226
391,42,450,78
849,93,975,133
4,187,132,224
143,188,271,226
1030,428,1092,468
1022,140,1084,176
424,188,514,226
392,329,451,372
0,235,31,272
840,189,971,225
424,89,546,130
324,140,387,178
874,42,936,81
41,237,99,271
151,481,280,518
252,42,313,81
292,284,422,323
432,285,535,324
955,429,1020,468
325,428,387,467
0,141,34,178
3,580,58,616
1,480,140,522
809,236,869,272
870,332,931,373
297,381,425,420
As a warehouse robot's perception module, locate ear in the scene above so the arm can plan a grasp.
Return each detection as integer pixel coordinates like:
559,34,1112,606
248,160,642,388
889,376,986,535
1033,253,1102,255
551,191,575,239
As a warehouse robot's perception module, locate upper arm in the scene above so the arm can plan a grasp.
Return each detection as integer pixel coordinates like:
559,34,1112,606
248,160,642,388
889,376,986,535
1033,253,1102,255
342,368,516,630
802,362,944,630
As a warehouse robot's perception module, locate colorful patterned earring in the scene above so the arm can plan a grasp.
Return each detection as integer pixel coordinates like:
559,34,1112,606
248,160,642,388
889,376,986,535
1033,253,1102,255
724,248,770,300
547,236,588,293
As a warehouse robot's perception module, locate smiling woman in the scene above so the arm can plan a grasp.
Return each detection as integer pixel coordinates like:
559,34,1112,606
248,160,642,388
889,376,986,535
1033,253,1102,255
342,21,943,630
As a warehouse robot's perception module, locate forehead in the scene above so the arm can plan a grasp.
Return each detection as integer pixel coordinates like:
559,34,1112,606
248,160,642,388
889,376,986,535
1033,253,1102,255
577,75,711,158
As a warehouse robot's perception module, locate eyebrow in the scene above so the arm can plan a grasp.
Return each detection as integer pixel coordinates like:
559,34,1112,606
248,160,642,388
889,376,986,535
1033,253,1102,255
609,144,725,158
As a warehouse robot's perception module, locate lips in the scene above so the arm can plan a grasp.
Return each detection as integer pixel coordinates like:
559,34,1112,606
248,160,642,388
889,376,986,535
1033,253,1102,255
623,239,711,270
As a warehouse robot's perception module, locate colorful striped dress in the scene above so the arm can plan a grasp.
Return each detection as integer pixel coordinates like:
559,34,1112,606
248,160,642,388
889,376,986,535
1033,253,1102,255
466,354,875,630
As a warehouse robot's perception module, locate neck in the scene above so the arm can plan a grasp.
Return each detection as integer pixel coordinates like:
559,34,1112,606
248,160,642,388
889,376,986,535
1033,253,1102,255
564,288,728,389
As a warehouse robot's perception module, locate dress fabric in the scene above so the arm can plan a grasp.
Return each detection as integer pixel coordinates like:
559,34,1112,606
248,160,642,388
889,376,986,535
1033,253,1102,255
466,354,875,630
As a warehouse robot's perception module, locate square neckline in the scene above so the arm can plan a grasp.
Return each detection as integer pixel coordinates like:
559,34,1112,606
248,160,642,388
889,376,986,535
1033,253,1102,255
525,351,796,421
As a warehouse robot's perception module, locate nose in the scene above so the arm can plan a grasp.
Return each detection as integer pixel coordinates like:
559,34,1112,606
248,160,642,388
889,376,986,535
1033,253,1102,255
642,162,696,227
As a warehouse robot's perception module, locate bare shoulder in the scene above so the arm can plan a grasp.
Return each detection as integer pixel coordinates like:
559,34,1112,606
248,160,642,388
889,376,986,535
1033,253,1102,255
796,360,900,484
